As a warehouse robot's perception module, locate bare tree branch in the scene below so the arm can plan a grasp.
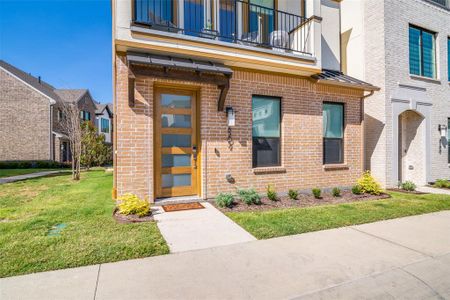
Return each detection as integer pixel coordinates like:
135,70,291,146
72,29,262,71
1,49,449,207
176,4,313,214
60,102,82,180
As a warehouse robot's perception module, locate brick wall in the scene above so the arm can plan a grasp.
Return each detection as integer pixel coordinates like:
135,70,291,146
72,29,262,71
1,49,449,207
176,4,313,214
115,54,365,201
0,68,51,161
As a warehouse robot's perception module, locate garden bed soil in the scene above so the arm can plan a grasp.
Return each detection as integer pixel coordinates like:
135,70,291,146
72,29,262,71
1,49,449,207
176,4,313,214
212,191,391,212
113,208,154,223
386,188,428,195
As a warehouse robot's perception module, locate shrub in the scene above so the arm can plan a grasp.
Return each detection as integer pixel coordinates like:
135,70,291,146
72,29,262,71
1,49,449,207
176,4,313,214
401,181,416,192
288,189,298,200
351,185,363,195
434,179,450,189
0,161,68,169
312,188,321,199
267,184,278,201
357,171,383,195
237,188,261,205
117,193,150,217
215,193,234,208
332,187,341,197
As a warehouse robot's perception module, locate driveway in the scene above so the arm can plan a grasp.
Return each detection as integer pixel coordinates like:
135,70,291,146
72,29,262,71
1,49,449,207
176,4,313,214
1,211,450,299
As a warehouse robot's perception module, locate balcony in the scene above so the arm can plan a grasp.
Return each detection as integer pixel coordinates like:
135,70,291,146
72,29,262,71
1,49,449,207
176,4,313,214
132,0,316,57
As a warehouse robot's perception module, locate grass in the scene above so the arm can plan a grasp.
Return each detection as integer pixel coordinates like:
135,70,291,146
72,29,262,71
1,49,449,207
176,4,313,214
227,192,450,239
0,169,64,178
0,170,169,278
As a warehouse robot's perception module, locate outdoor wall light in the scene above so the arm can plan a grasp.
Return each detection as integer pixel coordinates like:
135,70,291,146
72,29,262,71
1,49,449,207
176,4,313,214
439,124,447,138
226,106,235,127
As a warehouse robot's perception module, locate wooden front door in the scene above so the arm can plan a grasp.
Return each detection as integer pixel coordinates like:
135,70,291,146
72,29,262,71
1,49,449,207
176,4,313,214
154,88,199,198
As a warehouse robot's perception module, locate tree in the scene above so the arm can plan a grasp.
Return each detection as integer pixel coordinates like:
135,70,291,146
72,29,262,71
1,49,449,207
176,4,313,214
81,121,111,169
60,103,82,180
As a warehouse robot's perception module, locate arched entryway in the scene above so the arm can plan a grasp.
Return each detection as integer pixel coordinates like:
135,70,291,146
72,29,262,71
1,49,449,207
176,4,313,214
398,110,426,185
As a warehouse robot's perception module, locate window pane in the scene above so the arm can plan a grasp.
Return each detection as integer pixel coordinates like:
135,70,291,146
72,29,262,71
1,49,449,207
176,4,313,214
252,96,280,138
161,94,191,108
323,103,343,138
162,154,191,167
161,114,191,128
252,137,280,167
162,174,191,188
409,26,421,76
422,31,435,78
323,138,343,164
162,134,191,147
448,118,450,164
448,38,450,81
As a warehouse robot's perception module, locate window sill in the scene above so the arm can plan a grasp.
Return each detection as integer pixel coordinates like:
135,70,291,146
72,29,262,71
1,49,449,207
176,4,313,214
410,74,441,84
323,164,349,171
253,166,287,174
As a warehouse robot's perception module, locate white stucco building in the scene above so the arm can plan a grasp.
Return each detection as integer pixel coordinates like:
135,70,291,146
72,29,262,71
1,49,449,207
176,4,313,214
341,0,450,187
95,103,113,144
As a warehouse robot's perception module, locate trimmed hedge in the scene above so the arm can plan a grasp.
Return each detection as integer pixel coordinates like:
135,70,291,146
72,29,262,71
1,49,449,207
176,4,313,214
0,161,70,169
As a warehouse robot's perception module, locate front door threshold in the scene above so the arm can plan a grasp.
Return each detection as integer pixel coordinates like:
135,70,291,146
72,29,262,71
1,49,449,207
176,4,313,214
154,196,204,206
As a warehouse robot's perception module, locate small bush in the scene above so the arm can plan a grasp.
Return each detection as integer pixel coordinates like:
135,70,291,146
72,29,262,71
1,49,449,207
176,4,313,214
332,187,341,197
288,189,298,200
267,184,278,201
0,160,68,169
434,179,450,189
357,171,383,195
351,185,363,195
237,188,261,205
312,188,321,199
117,193,150,217
215,193,234,208
401,181,416,192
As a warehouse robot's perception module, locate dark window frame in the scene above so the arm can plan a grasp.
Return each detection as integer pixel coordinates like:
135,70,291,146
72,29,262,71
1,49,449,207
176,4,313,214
409,24,436,79
252,95,282,168
323,102,345,165
101,118,110,133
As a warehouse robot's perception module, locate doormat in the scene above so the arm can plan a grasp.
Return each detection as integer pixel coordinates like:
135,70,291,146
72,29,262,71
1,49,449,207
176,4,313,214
162,202,204,212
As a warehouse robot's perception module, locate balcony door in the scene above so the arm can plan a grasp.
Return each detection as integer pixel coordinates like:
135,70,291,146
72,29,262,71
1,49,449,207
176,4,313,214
154,88,200,198
184,0,206,36
248,0,274,44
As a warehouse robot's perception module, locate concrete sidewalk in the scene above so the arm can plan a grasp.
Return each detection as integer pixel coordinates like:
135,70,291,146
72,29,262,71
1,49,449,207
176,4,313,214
417,185,450,195
1,211,450,300
153,202,256,252
0,170,66,184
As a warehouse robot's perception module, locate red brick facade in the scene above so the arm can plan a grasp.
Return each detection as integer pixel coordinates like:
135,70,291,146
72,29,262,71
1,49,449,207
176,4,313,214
114,54,365,201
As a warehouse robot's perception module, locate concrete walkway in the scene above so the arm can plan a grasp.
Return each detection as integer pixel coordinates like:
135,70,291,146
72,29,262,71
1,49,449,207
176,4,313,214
1,211,450,299
0,170,65,184
417,185,450,195
153,202,256,252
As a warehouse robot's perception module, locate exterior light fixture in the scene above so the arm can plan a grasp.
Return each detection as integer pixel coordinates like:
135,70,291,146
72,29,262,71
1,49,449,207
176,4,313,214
226,106,235,127
439,124,447,138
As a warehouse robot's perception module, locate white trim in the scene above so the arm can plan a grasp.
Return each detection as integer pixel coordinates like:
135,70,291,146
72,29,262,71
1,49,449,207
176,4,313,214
0,66,57,105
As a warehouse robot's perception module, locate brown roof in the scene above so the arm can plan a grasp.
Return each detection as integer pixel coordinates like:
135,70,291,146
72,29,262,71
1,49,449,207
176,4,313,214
54,89,88,103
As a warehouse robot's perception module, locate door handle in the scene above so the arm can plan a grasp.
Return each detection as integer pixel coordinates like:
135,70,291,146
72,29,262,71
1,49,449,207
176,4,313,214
192,146,198,169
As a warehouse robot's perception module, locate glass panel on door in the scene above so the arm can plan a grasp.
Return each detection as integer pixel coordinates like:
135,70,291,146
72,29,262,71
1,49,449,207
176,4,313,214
155,89,198,198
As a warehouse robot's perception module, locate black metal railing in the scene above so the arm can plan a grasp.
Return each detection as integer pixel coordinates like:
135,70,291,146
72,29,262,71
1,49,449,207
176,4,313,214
427,0,449,7
133,0,313,56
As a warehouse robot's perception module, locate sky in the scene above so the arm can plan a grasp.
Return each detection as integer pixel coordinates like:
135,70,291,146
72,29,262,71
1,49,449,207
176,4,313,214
0,0,112,103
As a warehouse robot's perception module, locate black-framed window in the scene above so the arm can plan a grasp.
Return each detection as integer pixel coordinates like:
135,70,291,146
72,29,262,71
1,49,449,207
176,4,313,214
252,96,281,168
448,37,450,81
80,111,91,121
323,102,344,164
409,25,436,78
101,118,110,133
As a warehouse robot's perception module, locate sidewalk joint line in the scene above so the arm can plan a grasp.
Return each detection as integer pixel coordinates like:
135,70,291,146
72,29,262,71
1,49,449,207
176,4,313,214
93,264,101,300
349,227,432,258
400,268,446,300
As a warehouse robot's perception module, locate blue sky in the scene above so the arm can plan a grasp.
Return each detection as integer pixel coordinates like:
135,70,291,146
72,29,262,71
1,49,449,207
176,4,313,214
0,0,112,103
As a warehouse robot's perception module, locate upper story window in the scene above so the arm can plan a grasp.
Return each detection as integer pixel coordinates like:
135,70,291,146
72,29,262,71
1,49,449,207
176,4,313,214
252,95,281,168
101,118,110,133
80,111,91,121
409,25,436,78
57,109,63,121
323,102,344,164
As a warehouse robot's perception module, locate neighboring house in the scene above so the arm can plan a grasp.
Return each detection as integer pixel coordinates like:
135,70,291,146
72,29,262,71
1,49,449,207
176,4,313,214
112,0,379,201
0,60,97,163
341,0,450,187
95,102,113,144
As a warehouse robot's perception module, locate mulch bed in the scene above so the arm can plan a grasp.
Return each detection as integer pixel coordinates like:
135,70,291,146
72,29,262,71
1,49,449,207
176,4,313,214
386,188,428,195
212,191,391,213
112,208,154,223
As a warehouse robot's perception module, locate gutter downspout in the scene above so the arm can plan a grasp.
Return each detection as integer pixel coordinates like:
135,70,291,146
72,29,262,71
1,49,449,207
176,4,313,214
360,90,374,172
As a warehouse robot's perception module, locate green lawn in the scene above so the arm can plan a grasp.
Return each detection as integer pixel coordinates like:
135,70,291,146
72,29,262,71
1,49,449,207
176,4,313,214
0,171,169,278
227,192,450,239
0,169,64,178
